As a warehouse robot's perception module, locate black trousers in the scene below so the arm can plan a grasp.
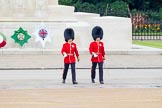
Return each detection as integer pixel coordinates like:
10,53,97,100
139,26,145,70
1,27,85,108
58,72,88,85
63,63,76,82
91,62,104,82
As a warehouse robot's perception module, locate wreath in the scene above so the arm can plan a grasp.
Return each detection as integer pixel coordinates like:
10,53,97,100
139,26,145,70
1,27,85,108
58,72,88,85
0,32,6,48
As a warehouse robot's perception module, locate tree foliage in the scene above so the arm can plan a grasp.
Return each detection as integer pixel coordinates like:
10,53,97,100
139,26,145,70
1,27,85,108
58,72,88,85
58,0,162,20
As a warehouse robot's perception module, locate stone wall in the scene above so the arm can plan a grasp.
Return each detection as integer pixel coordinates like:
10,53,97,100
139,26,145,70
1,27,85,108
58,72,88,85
0,0,132,53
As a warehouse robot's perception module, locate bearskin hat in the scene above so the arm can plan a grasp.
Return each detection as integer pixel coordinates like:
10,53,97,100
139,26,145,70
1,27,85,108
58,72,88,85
64,28,74,42
92,26,103,40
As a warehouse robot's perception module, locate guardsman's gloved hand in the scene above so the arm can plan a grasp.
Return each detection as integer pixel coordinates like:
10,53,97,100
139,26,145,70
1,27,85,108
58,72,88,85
77,56,80,62
63,52,67,57
103,56,105,60
92,52,98,58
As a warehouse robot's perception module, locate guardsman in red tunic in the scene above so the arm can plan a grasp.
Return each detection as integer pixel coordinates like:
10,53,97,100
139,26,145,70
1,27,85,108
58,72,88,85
89,26,105,84
61,28,80,84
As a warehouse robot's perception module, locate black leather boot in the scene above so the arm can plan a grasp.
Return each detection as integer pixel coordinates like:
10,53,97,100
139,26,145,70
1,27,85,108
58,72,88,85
100,81,104,84
62,79,65,84
92,79,95,83
73,81,78,84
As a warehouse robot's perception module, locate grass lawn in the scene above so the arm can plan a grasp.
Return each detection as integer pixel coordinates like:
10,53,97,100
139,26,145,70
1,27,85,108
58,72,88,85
133,40,162,49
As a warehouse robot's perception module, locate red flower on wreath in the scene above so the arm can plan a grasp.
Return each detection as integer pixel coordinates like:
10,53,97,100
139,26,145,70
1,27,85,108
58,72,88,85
0,32,6,48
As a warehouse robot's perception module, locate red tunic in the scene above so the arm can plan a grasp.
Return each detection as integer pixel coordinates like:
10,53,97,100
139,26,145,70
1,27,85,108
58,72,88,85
61,42,79,63
89,41,105,62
